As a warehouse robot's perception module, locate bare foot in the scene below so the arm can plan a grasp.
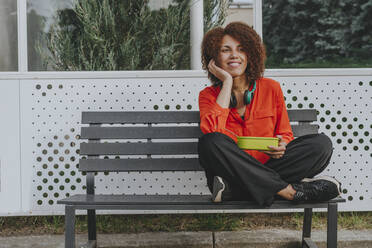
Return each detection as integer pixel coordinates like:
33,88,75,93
277,184,296,200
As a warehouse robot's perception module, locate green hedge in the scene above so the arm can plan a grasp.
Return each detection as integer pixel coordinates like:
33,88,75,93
40,0,228,71
263,0,372,68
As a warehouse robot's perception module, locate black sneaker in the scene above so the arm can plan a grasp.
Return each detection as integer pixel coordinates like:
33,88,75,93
212,176,233,203
292,176,341,203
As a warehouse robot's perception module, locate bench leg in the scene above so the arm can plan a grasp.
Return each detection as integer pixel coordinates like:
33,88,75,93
327,203,338,248
87,209,97,247
65,205,76,248
302,208,313,248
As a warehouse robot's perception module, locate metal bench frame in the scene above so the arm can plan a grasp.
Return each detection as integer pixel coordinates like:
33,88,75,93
58,110,345,248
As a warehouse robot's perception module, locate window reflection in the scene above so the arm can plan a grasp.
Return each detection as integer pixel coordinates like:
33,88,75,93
0,0,18,71
224,0,254,27
27,0,229,71
27,0,72,71
263,1,372,68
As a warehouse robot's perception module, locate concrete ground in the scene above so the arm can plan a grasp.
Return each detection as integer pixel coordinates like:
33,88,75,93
1,229,372,248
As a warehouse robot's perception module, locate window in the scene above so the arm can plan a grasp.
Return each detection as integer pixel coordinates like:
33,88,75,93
27,0,227,71
27,0,73,71
27,0,192,71
0,0,18,71
225,0,254,27
263,0,372,68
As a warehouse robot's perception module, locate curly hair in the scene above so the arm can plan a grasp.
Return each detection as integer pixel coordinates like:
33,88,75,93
201,22,266,86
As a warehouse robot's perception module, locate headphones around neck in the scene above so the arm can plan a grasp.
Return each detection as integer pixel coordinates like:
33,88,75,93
229,81,256,108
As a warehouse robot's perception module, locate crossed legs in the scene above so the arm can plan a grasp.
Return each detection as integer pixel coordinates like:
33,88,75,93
198,132,334,206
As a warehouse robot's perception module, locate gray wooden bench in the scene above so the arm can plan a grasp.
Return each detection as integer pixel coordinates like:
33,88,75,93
58,109,345,248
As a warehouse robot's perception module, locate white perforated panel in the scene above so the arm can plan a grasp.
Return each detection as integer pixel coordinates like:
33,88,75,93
276,77,372,211
19,73,372,213
21,78,210,212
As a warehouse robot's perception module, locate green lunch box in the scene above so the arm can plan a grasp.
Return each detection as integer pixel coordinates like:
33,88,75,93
237,136,279,151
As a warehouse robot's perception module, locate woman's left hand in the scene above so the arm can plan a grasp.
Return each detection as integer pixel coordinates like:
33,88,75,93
263,135,287,159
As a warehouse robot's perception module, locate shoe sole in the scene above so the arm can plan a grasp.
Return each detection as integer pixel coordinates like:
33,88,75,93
212,176,225,203
301,175,342,195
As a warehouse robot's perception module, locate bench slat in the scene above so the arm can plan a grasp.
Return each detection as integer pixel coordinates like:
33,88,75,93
80,142,198,155
288,109,317,122
82,109,317,124
58,194,346,207
291,124,319,137
79,158,202,172
81,126,203,139
82,111,200,124
81,124,318,139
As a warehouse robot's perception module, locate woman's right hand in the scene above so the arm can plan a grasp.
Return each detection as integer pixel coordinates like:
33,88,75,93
208,59,233,84
210,59,234,108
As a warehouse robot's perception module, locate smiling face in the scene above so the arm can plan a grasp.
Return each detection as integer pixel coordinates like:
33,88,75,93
217,35,248,79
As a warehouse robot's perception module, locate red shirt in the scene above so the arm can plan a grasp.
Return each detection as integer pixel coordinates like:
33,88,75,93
199,77,294,164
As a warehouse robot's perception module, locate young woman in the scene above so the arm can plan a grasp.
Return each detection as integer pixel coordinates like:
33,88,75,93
198,22,341,206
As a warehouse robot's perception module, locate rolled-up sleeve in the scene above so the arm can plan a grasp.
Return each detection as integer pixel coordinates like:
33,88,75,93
199,87,230,134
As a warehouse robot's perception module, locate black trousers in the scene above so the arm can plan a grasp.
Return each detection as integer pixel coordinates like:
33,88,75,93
198,132,333,206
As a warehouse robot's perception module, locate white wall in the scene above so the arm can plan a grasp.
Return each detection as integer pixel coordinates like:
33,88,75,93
0,80,21,213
